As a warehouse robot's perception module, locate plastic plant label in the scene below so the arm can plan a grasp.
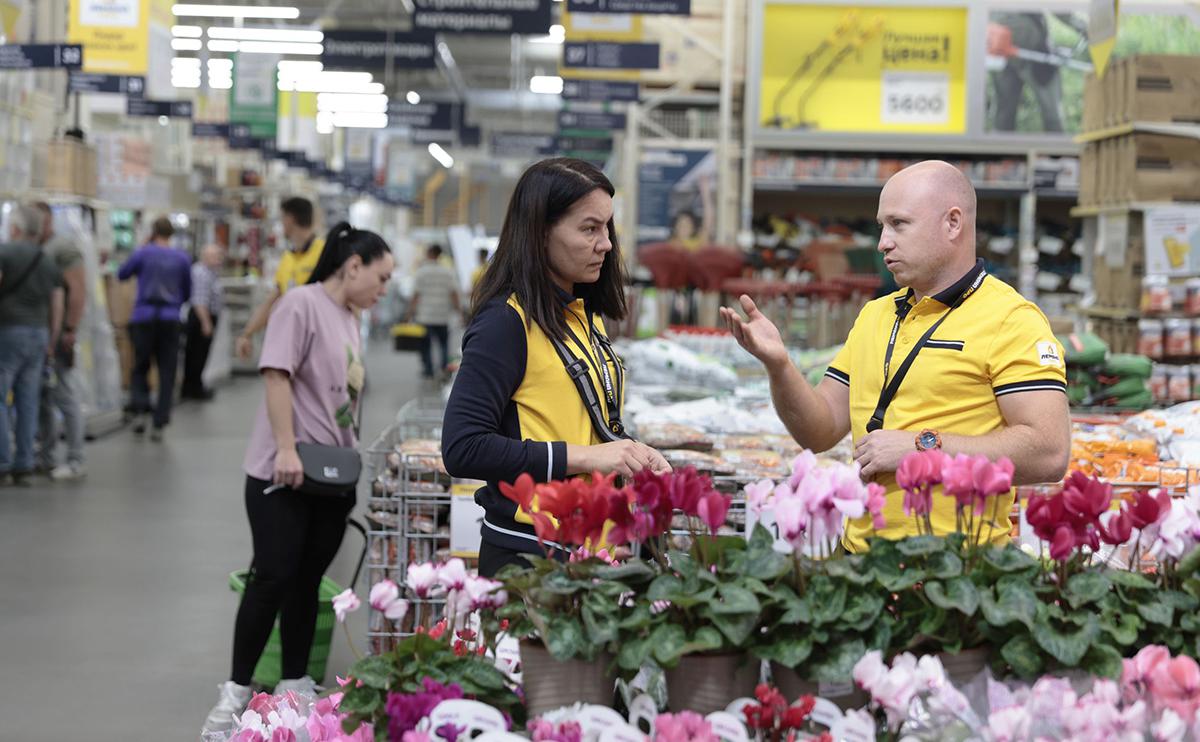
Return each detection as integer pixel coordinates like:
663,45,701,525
880,71,950,126
705,711,750,742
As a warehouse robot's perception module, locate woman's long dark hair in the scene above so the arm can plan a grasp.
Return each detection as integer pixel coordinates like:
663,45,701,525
307,221,390,285
471,157,627,340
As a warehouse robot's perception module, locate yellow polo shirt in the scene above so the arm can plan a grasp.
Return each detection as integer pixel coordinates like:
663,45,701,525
274,237,325,294
824,260,1067,552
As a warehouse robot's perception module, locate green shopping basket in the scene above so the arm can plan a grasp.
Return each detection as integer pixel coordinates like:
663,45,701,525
228,519,368,689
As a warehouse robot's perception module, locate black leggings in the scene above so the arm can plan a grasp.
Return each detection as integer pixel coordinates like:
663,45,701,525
231,476,355,685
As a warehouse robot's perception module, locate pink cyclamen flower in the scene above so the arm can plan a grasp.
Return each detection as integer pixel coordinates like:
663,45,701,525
697,491,732,534
437,558,468,592
332,589,360,622
230,731,267,742
402,733,432,742
1124,645,1172,701
369,580,400,611
270,729,297,742
654,711,718,742
744,479,775,513
406,562,439,598
788,450,819,490
1150,499,1200,561
974,456,1015,498
853,650,887,693
1150,655,1200,722
866,482,888,530
985,706,1031,742
896,450,945,516
773,496,808,549
940,453,981,513
1153,709,1188,742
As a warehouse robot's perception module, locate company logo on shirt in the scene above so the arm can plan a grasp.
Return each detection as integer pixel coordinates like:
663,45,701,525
1037,341,1062,367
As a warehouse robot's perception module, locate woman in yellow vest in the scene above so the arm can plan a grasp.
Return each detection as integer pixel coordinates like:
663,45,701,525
442,158,671,576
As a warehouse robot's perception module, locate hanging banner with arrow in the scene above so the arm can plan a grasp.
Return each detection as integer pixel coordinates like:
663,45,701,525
566,0,689,15
126,98,192,118
1088,0,1119,77
411,0,551,35
68,72,145,95
563,41,660,70
0,43,83,69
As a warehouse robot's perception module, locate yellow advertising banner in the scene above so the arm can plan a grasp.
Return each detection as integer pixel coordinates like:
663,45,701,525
68,0,150,75
759,4,968,134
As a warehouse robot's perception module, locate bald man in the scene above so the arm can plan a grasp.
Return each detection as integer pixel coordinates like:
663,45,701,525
723,160,1070,551
182,244,225,401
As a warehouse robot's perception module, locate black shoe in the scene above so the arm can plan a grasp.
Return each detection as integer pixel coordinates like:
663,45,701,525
198,388,215,401
150,427,164,443
10,471,32,487
132,414,147,435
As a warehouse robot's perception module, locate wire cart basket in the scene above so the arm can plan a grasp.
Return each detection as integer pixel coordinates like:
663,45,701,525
363,396,455,653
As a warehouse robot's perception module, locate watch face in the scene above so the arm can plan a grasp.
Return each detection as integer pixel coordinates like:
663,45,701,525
919,432,938,450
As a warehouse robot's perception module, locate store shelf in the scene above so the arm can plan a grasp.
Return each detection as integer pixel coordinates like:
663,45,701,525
1071,201,1200,218
1034,189,1081,201
753,177,1028,197
0,190,110,210
1075,121,1200,144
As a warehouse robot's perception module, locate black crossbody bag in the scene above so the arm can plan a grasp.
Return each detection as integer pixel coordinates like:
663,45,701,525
292,387,364,498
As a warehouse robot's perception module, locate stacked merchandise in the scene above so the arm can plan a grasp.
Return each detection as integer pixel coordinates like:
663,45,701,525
1137,276,1200,405
1070,401,1200,490
1058,331,1154,410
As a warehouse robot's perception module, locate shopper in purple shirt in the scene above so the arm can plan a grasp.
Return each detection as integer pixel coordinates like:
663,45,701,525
117,216,191,440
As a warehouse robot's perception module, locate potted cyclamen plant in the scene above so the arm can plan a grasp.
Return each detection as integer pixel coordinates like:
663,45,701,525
492,472,657,717
602,468,761,714
743,452,889,708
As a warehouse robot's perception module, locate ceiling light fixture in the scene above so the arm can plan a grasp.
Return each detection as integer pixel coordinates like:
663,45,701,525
529,75,563,94
172,4,300,19
316,92,389,113
171,25,202,37
328,112,388,129
428,143,454,169
171,38,202,51
406,90,420,104
237,40,322,55
206,40,239,52
207,27,323,43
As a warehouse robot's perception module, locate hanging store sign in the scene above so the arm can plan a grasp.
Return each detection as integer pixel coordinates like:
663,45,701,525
757,4,967,134
387,101,456,130
555,135,614,153
411,0,552,35
0,43,83,69
561,78,639,102
68,0,149,74
192,122,230,138
126,97,192,118
490,132,558,158
280,150,311,170
637,148,715,246
68,72,144,94
563,41,660,70
320,30,437,71
231,52,279,139
227,123,255,149
558,109,627,131
566,0,689,15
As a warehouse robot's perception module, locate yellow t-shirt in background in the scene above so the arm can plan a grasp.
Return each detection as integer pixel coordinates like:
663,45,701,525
274,237,326,294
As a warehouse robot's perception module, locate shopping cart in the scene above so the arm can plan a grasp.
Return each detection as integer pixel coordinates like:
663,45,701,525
228,518,368,689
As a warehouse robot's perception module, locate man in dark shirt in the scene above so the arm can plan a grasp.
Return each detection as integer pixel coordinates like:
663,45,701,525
118,216,192,441
0,204,64,486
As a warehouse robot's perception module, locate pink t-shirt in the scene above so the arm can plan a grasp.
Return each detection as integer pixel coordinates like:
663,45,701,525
243,284,364,481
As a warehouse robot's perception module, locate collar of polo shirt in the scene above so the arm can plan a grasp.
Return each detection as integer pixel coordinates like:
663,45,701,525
894,258,986,314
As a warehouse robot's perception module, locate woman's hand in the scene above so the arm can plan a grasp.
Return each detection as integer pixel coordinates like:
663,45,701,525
568,440,673,478
273,447,304,490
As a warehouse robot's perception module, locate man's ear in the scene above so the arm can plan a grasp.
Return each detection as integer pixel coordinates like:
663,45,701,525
946,206,964,240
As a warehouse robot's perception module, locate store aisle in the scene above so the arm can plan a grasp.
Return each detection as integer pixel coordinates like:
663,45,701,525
0,344,428,741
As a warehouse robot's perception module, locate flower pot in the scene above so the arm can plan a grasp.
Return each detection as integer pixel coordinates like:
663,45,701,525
769,663,869,711
936,648,989,686
666,652,761,714
519,640,615,717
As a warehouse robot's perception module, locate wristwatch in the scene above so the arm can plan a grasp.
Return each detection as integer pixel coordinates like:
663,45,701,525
915,429,942,451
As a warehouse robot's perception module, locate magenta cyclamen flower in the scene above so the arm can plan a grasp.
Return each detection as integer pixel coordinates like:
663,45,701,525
385,679,464,742
896,450,946,516
528,720,583,742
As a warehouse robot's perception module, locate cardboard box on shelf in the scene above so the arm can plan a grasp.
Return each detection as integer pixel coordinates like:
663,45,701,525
1114,133,1200,204
33,139,97,197
1120,55,1200,126
1079,143,1098,206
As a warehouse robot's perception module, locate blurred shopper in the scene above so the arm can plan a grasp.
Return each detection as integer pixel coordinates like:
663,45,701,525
442,158,671,577
182,244,225,401
470,247,490,288
236,197,325,360
33,202,87,481
407,244,460,380
118,216,191,441
201,223,394,734
0,204,63,486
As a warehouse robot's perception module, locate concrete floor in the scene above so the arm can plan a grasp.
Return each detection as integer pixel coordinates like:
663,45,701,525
0,344,428,741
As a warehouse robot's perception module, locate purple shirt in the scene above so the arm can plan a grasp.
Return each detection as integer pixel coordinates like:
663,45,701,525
243,284,364,481
117,243,193,324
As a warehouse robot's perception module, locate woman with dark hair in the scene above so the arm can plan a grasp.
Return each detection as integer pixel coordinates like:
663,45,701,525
442,157,671,577
202,223,394,734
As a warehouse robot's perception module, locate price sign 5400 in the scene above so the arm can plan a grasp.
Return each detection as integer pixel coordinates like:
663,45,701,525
880,72,949,126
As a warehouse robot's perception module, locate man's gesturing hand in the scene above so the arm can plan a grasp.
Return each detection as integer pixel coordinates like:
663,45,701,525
719,295,789,369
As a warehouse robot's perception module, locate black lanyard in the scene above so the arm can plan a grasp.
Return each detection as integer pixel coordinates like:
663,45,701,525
866,271,986,432
553,310,628,441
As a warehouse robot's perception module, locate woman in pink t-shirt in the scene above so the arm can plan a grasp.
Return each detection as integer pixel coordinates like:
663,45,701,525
202,223,394,734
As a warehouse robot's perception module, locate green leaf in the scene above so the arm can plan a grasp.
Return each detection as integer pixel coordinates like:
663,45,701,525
823,555,874,585
713,584,761,614
980,582,1036,630
593,561,656,584
1137,598,1175,627
808,575,848,626
896,535,945,556
544,616,589,660
925,577,980,616
1182,611,1200,633
679,626,725,656
880,567,926,592
648,574,684,602
457,658,508,692
1178,544,1200,577
541,570,583,595
808,639,866,683
753,633,813,667
743,524,791,580
617,603,652,630
1161,590,1200,613
919,606,947,636
1108,570,1156,590
777,588,811,625
583,604,619,646
1082,644,1124,678
617,634,653,671
1033,610,1098,667
1100,610,1142,646
709,610,758,648
841,592,885,631
1000,635,1044,678
651,622,689,667
982,545,1038,573
925,550,964,579
348,655,393,690
1066,571,1112,608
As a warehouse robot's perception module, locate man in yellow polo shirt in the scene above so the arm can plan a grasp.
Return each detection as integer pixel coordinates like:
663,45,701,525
721,160,1070,551
236,197,326,359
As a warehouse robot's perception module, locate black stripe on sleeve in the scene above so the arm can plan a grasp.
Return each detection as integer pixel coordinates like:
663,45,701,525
993,379,1068,397
824,367,850,387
